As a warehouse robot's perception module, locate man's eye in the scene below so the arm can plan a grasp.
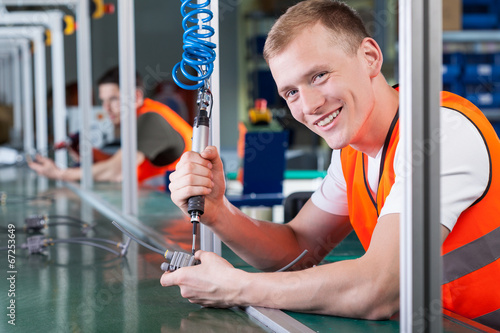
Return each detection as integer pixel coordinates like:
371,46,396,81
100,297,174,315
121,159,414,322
286,90,298,98
313,72,327,83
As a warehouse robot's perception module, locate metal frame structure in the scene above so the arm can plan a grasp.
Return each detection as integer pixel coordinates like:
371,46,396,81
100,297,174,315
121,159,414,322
74,0,94,190
19,38,34,154
0,26,47,156
200,0,222,255
0,50,13,105
399,0,442,332
0,10,69,167
0,44,21,146
2,0,94,189
118,0,138,216
0,39,33,153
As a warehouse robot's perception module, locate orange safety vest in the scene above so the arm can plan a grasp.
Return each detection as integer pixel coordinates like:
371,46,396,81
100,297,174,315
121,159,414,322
341,89,500,328
136,98,192,183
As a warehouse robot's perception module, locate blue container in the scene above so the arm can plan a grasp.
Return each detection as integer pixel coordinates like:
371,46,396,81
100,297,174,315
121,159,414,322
442,64,462,84
462,0,499,29
466,92,500,108
463,14,498,29
462,53,500,84
463,0,496,5
444,52,465,64
443,53,465,95
463,64,500,84
464,53,500,65
444,82,466,97
256,70,279,106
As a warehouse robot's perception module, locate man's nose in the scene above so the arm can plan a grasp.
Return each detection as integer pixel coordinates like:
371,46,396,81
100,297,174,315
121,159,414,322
301,87,324,115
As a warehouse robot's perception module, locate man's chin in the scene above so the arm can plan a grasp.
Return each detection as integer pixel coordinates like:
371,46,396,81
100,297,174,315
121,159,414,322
325,139,348,151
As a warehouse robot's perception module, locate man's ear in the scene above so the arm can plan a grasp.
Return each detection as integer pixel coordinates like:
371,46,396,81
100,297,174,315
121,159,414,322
135,88,144,108
360,37,383,78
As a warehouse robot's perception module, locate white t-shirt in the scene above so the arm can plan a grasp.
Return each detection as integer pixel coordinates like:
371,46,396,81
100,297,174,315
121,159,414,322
311,107,490,232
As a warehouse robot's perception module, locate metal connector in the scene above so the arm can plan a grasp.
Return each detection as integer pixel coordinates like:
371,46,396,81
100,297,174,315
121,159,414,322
24,215,47,232
24,235,48,254
161,250,199,272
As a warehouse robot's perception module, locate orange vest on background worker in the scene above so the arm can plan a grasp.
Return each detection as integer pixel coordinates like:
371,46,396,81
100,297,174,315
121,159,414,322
136,98,192,183
341,89,500,328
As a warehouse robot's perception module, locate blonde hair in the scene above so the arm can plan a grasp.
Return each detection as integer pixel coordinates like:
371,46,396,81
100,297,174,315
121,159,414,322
263,0,370,61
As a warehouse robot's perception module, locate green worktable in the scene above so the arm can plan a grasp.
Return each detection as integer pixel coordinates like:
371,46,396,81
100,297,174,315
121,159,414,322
0,166,490,332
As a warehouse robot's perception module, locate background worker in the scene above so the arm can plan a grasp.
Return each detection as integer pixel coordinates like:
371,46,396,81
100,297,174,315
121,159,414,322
29,67,192,184
161,0,500,329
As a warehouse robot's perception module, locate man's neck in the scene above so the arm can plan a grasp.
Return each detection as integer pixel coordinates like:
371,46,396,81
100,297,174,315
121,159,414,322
350,80,399,158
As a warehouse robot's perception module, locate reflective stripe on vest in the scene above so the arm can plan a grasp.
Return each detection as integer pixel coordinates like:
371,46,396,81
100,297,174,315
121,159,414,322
475,308,500,331
341,88,500,327
443,226,500,284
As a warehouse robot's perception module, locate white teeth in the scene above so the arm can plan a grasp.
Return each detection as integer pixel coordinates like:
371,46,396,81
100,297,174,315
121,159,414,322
317,109,340,127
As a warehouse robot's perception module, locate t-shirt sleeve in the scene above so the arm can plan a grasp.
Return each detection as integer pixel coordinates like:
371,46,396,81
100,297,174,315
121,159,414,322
380,107,490,232
311,149,350,216
136,112,185,166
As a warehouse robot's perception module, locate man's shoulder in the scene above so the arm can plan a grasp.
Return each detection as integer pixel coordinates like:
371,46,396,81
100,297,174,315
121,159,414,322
140,98,172,113
137,111,167,125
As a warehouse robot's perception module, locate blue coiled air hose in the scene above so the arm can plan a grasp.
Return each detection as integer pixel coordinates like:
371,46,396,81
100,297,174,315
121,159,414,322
172,0,217,90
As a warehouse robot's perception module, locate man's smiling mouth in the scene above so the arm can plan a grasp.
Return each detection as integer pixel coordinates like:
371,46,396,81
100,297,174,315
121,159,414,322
316,107,342,127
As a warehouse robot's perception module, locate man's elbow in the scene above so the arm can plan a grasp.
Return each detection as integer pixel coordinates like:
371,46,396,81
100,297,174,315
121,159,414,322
357,285,399,320
362,299,399,320
320,288,398,320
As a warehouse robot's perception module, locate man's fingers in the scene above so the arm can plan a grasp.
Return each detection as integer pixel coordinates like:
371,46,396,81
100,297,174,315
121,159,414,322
35,154,46,163
194,250,227,266
194,250,207,261
160,271,177,287
33,155,52,166
169,174,214,194
28,162,41,172
179,150,213,168
183,163,213,180
161,251,206,287
170,185,212,206
28,157,46,169
171,158,213,183
200,146,217,159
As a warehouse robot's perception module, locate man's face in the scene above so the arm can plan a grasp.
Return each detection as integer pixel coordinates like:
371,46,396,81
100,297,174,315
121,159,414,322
98,83,121,126
269,23,376,150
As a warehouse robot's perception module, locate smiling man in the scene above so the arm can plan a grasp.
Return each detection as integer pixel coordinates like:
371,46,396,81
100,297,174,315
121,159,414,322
29,67,192,185
162,0,500,328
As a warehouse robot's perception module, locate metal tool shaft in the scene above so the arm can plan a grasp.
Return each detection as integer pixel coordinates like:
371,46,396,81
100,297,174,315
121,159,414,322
187,104,210,254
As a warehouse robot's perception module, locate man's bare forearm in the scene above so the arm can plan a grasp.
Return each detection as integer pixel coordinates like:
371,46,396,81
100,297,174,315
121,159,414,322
236,215,400,319
209,197,304,271
59,167,82,182
237,254,398,320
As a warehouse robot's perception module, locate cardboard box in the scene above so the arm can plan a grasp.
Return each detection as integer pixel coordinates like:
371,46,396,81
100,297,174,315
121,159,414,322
443,0,462,30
